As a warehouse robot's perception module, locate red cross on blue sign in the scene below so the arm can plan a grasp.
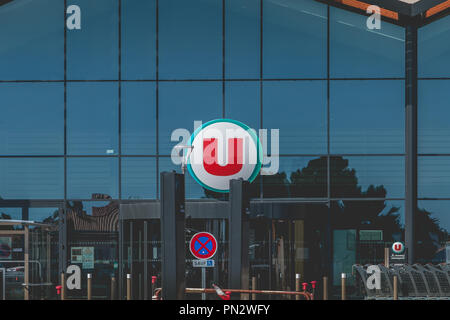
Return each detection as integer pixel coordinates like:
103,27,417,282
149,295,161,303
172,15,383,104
189,232,217,260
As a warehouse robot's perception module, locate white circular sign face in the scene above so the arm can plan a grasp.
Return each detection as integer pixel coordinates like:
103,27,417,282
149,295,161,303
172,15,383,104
186,119,262,193
392,242,405,254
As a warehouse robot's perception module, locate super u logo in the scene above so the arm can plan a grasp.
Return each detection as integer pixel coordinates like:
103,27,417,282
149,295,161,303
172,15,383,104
186,119,262,193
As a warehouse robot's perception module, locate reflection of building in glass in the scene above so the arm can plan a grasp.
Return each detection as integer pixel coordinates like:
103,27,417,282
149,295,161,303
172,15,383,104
67,194,119,232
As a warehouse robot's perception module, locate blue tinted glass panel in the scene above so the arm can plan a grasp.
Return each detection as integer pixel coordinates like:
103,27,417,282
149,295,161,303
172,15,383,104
122,0,156,79
29,208,60,224
158,82,222,155
159,0,222,79
0,0,63,80
263,0,327,78
67,83,118,155
418,80,450,154
263,81,327,154
418,156,450,198
225,0,260,78
330,7,404,78
67,0,118,80
331,156,405,198
262,156,327,198
0,158,64,199
67,158,118,199
419,15,450,78
122,157,157,199
225,81,260,130
0,83,64,155
122,82,156,155
330,80,404,154
159,157,203,199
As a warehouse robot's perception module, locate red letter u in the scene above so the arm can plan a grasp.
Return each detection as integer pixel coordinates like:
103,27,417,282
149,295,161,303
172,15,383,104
203,138,243,176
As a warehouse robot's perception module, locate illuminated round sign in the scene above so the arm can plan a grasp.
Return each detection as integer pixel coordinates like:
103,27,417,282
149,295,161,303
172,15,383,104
186,119,262,193
190,232,217,260
392,242,405,254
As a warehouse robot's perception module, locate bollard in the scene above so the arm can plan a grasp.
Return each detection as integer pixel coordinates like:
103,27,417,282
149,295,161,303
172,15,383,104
310,281,317,300
127,274,132,300
251,276,257,300
393,275,398,300
61,273,66,301
295,274,301,300
151,276,157,298
341,273,346,300
323,276,328,300
111,276,116,300
87,274,92,300
384,247,390,268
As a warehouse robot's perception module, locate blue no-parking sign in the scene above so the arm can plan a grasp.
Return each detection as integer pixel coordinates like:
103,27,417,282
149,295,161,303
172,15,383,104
189,232,217,260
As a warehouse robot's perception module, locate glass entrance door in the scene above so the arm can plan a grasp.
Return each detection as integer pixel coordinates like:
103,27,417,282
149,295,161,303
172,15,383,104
332,229,356,286
249,203,329,297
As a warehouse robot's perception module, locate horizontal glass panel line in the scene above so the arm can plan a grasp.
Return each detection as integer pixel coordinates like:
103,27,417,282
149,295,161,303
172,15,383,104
159,154,406,157
0,198,407,203
19,198,406,202
0,155,159,158
0,154,406,158
0,77,407,83
418,154,450,156
418,77,450,80
418,198,450,200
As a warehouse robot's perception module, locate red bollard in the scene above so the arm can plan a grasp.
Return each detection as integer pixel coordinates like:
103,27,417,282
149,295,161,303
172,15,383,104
151,276,157,297
310,281,317,299
302,282,308,291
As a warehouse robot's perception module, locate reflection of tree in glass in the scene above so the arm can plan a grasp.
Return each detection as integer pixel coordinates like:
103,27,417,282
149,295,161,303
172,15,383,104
0,212,14,230
0,212,12,220
203,156,448,260
42,210,59,225
415,208,448,263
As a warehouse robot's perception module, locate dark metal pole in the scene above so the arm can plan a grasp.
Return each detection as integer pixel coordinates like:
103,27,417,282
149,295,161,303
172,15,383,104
58,207,67,275
405,21,418,265
144,220,148,300
161,171,186,300
228,179,250,299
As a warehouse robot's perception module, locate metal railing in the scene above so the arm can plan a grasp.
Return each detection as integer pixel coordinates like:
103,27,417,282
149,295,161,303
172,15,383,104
353,263,450,299
152,287,314,300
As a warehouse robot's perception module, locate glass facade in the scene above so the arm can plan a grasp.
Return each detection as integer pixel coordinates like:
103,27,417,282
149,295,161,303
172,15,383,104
418,14,450,263
1,0,450,300
0,0,407,201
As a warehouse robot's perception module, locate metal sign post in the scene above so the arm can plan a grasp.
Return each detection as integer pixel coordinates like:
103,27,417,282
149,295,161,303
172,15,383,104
229,179,251,300
0,268,4,300
161,172,186,300
202,267,206,300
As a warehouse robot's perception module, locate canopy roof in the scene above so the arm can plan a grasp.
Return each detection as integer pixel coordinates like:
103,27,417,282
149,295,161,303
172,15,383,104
325,0,450,22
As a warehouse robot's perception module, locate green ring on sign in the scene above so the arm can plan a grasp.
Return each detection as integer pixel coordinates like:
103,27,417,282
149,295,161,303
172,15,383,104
186,118,263,193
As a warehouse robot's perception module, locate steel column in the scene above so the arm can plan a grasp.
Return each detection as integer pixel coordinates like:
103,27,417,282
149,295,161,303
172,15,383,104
405,22,418,264
228,179,250,299
160,172,186,300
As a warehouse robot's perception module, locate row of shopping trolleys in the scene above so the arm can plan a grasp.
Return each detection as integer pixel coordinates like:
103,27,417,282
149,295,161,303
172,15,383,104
353,263,450,299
